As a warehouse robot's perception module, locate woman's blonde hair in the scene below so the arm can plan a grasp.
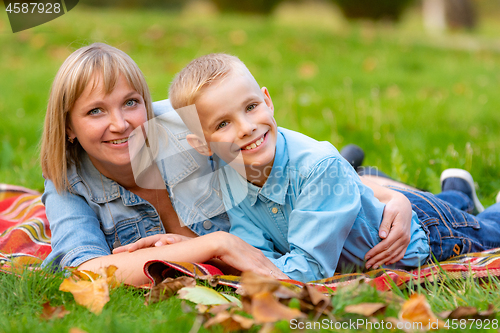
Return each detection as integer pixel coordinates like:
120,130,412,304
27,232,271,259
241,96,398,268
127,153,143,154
40,43,154,193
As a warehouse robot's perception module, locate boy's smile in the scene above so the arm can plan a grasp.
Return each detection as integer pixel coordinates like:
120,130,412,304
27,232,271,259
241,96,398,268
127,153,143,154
191,69,278,185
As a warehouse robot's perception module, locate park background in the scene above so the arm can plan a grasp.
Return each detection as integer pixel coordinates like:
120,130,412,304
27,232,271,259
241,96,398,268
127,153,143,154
1,0,500,204
1,1,500,332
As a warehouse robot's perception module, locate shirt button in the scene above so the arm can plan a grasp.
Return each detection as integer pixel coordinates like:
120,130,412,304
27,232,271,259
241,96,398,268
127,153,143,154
203,220,212,230
271,207,278,214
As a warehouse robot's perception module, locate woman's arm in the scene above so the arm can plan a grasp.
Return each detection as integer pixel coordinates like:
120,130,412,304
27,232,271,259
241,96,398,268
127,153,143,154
360,176,413,269
79,231,286,286
43,179,284,286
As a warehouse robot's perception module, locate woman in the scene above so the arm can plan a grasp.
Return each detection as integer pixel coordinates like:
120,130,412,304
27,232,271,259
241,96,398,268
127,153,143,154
40,43,412,286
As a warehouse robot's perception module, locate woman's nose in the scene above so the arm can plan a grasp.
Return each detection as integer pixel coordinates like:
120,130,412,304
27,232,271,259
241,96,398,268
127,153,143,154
109,109,128,133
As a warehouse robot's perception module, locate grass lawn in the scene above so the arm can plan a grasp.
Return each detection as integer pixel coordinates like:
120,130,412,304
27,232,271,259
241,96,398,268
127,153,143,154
1,2,500,332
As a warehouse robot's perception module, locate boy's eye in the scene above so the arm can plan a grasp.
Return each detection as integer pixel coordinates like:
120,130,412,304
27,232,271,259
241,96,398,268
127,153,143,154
88,108,102,115
125,99,138,107
216,121,228,130
246,104,256,112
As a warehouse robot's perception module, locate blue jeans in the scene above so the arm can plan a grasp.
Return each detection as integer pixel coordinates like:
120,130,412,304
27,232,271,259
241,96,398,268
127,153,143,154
390,187,500,262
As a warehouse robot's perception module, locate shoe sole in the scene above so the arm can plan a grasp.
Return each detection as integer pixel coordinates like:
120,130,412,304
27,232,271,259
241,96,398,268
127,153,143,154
440,168,485,213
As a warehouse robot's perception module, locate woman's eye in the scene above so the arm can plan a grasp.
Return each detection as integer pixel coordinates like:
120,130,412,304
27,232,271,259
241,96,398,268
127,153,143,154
125,99,137,107
246,104,256,112
216,121,228,130
88,108,102,115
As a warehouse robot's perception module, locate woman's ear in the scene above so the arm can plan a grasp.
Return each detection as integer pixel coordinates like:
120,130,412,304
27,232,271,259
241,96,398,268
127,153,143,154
186,134,213,156
261,87,274,112
66,121,76,142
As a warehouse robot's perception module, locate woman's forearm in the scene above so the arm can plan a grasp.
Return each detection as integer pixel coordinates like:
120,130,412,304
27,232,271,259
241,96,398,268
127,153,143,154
78,234,221,286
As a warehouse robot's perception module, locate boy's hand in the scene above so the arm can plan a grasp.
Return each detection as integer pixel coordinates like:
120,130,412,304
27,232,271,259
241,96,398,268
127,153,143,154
112,234,193,254
364,192,412,269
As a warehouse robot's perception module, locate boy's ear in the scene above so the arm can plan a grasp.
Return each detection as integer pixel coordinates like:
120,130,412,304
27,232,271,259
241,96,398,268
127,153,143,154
261,87,274,112
186,134,213,156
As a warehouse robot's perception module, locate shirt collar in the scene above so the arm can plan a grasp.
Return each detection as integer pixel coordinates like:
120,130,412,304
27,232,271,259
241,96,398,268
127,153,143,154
153,115,199,188
73,152,121,203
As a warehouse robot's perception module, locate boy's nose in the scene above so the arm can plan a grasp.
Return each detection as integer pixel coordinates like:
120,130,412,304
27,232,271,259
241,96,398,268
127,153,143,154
238,119,257,138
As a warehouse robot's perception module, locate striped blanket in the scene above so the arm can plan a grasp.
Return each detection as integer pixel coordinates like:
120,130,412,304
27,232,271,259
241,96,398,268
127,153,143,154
2,184,500,291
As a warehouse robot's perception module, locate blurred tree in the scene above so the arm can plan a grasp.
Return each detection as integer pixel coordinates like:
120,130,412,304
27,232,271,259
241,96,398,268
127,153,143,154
210,0,282,14
423,0,476,32
331,0,415,21
81,0,185,10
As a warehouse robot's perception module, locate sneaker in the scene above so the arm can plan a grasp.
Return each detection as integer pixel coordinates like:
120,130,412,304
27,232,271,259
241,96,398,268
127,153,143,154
496,191,500,203
340,144,365,170
440,168,484,213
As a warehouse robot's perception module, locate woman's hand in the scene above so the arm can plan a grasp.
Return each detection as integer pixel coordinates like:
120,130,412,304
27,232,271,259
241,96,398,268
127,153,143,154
211,232,289,279
364,192,412,269
112,233,193,254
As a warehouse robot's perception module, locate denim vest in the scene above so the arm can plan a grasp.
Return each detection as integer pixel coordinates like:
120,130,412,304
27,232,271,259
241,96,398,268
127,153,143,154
42,100,229,269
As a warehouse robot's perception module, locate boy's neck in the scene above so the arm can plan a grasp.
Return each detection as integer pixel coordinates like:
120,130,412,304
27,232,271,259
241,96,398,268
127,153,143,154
243,157,275,187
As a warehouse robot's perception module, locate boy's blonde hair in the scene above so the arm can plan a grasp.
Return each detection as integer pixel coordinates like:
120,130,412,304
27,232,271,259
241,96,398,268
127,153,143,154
40,43,154,193
169,53,250,110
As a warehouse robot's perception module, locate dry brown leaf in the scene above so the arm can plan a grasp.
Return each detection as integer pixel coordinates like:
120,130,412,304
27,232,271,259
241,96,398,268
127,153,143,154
144,276,196,305
59,266,118,314
399,294,445,330
299,284,332,316
479,304,495,317
251,291,306,324
204,311,254,331
40,302,70,320
441,304,495,320
240,271,282,296
448,306,479,319
208,303,234,315
344,302,387,317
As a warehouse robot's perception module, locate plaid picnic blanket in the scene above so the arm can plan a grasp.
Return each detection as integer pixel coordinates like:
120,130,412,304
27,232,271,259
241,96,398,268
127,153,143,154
2,184,500,292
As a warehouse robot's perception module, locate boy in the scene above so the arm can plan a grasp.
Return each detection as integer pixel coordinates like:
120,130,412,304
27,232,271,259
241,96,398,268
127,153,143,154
168,54,500,282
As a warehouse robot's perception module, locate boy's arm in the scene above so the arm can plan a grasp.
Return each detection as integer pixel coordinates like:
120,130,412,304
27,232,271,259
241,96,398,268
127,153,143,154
279,158,361,282
227,158,361,283
360,177,412,269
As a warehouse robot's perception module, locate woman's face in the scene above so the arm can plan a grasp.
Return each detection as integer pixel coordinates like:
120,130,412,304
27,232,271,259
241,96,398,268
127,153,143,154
66,74,148,173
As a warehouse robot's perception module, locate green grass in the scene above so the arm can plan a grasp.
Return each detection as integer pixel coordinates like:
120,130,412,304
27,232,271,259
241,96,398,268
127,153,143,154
1,2,500,332
2,267,500,332
1,3,500,199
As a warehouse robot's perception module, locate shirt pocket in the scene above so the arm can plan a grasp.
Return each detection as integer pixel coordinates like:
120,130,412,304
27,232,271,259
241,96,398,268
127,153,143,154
102,216,142,249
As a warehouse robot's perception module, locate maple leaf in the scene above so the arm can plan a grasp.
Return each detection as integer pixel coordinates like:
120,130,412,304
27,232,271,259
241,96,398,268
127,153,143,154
40,302,70,320
399,294,445,330
59,265,118,315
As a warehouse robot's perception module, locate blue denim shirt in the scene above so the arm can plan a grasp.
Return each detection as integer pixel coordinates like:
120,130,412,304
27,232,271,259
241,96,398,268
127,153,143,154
42,100,230,269
219,128,430,282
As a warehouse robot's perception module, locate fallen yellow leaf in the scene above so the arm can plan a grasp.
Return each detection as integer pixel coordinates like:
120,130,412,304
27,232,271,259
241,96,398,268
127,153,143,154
59,266,118,315
399,294,445,330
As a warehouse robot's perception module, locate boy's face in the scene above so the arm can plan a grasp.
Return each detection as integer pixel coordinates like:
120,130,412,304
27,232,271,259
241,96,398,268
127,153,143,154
193,70,278,176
